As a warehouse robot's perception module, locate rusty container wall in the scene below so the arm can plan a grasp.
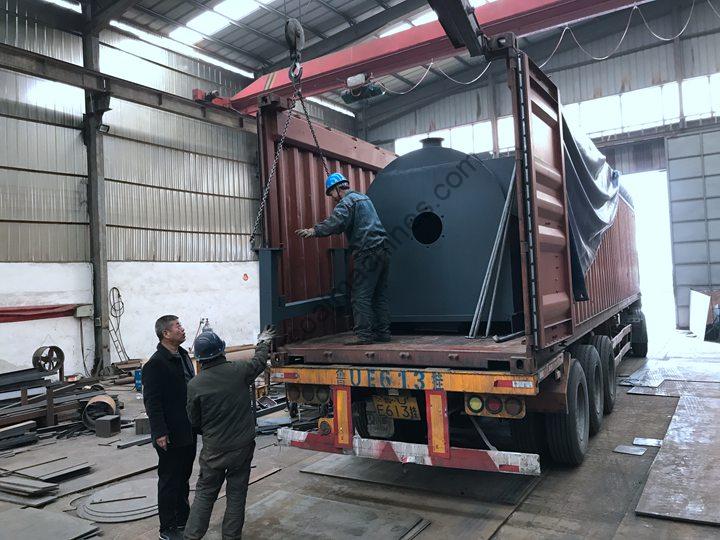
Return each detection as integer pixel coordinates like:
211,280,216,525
258,99,396,343
572,198,640,328
509,55,575,351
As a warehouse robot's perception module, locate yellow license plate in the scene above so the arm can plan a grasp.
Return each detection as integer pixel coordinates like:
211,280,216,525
372,395,421,421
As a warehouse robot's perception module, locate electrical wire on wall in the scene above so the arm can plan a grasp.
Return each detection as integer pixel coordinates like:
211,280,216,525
538,0,696,68
709,0,720,19
374,0,698,96
109,287,130,363
435,61,492,85
377,62,435,95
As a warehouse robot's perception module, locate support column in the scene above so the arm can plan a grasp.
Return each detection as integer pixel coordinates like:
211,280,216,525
672,4,685,129
488,71,500,157
82,4,111,374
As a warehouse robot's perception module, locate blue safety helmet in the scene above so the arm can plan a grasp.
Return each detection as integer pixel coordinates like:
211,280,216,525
325,172,349,195
193,329,226,362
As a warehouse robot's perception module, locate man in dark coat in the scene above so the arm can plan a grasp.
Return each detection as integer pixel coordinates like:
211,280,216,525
142,315,197,540
183,325,275,540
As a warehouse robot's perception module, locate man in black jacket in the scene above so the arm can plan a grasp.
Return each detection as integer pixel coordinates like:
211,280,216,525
183,325,275,540
142,315,197,540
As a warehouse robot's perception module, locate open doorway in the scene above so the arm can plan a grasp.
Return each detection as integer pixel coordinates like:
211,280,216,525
620,170,675,355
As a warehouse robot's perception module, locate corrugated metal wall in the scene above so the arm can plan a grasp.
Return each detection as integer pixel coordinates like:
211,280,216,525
0,8,262,263
572,199,640,326
103,101,259,262
0,67,88,261
367,1,715,142
667,128,720,327
0,8,358,263
259,107,395,343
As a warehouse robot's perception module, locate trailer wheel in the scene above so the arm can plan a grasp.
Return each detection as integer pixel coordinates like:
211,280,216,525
545,359,589,465
351,401,370,438
622,308,648,358
591,335,616,414
510,412,548,457
573,345,603,436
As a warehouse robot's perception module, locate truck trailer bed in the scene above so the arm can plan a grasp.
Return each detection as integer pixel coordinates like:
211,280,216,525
280,331,526,370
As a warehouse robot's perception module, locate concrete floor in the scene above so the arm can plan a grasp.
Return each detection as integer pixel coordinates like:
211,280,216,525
2,331,720,539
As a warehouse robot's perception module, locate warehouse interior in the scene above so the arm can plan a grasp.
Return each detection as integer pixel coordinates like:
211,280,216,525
2,0,720,538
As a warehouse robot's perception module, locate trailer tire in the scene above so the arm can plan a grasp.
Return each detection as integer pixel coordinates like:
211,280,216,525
591,335,616,414
623,308,648,358
573,345,604,436
545,359,589,466
352,401,370,438
510,412,548,457
632,341,648,358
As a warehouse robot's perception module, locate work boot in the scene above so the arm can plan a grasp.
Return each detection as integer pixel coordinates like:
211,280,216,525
344,338,374,346
159,528,182,540
374,335,391,343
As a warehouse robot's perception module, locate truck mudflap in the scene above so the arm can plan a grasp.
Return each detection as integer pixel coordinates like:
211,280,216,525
277,428,541,476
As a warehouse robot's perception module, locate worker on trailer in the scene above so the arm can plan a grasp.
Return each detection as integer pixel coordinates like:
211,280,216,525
183,325,275,540
296,172,391,345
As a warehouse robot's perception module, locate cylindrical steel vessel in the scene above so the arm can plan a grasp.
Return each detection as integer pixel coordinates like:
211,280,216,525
367,143,521,330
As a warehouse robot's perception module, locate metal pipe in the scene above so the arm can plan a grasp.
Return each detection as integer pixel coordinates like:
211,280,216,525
484,183,515,337
493,330,525,343
467,172,516,338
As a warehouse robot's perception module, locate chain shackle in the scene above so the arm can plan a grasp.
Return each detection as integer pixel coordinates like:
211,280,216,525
288,60,303,84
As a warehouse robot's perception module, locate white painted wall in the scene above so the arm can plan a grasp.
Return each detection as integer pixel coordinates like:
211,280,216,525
0,261,261,374
107,261,260,362
0,263,94,375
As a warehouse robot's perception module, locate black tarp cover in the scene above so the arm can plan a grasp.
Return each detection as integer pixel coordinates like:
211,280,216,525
563,117,631,301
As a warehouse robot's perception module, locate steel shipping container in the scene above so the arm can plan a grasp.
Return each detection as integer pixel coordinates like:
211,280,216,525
260,57,641,375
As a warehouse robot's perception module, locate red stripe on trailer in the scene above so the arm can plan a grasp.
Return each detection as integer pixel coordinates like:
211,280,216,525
277,428,541,475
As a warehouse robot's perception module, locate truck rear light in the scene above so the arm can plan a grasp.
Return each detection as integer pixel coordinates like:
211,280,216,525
467,395,484,413
301,385,316,402
286,384,301,402
318,418,333,435
316,386,331,404
486,396,503,414
504,398,523,416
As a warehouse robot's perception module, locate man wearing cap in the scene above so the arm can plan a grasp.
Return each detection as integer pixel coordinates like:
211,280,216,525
183,325,275,540
295,172,391,345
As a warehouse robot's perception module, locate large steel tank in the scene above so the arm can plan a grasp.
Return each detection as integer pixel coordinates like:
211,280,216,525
367,139,522,330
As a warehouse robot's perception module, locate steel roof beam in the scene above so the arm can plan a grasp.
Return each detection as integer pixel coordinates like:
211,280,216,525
262,0,427,73
314,0,356,26
231,0,652,114
11,0,84,32
86,0,140,34
363,1,678,131
0,42,245,129
255,2,327,39
132,4,268,69
180,0,285,47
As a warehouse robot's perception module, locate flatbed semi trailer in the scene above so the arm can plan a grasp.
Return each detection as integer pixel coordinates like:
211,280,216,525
258,41,646,474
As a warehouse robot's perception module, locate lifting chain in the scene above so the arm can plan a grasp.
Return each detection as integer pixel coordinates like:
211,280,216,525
251,18,330,249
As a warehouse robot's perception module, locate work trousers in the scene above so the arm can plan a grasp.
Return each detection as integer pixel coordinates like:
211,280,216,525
184,442,255,540
352,246,391,342
156,443,196,533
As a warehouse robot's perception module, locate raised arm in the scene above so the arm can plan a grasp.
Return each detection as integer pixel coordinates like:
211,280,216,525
313,199,352,237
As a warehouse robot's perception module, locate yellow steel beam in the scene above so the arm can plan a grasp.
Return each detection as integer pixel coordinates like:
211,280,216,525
271,365,539,396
